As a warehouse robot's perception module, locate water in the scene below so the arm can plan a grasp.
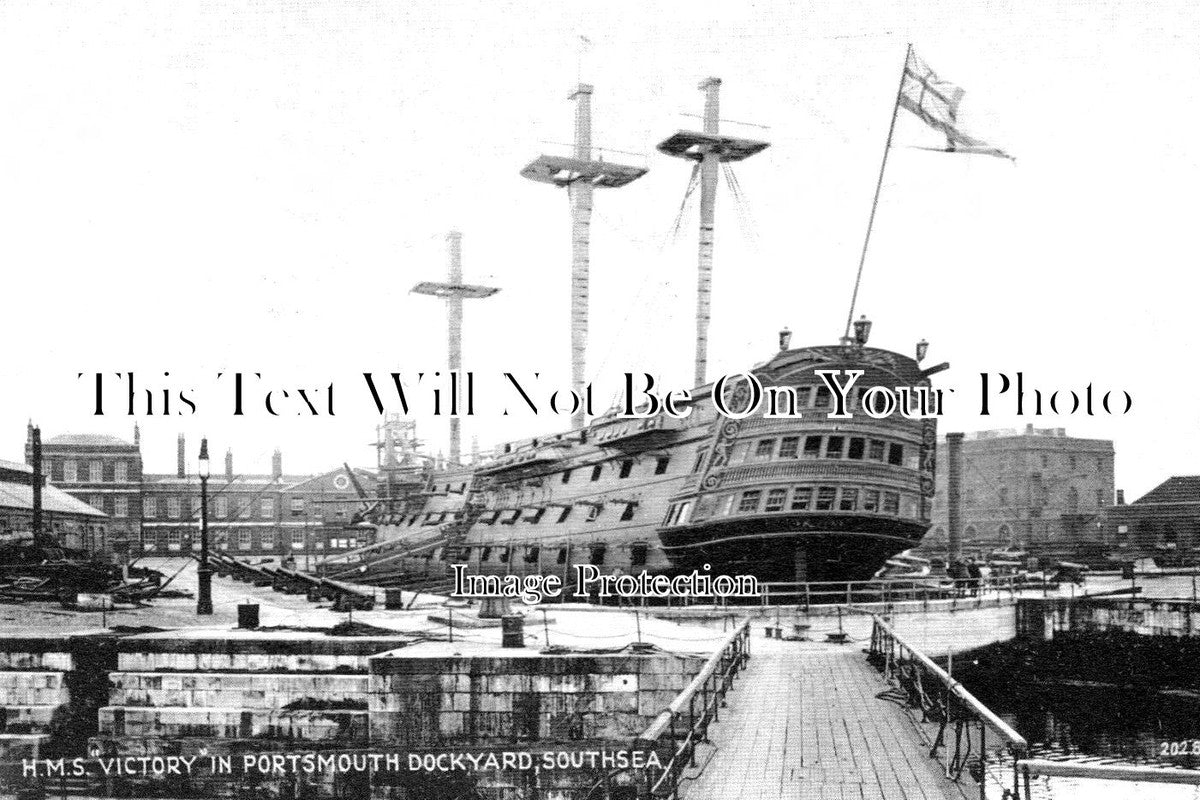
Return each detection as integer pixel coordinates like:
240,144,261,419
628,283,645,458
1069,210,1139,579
965,574,1200,798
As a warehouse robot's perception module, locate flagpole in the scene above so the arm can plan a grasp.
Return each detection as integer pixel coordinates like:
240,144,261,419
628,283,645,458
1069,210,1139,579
843,42,913,341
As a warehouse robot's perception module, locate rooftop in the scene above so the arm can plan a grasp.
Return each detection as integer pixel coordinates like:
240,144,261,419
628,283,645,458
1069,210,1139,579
0,479,106,517
1134,476,1200,505
44,433,135,448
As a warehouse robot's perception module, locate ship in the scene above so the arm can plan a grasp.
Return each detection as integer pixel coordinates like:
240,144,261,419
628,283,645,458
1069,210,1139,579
313,77,945,594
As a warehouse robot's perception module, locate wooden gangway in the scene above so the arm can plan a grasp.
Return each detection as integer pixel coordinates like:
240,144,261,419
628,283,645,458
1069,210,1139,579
680,639,972,800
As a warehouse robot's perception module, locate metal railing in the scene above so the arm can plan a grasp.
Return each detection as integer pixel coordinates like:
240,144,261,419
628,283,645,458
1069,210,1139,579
610,573,1060,610
632,619,752,799
868,614,1028,800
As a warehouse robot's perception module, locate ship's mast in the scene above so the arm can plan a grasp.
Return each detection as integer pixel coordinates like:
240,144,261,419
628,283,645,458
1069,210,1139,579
569,86,593,432
411,232,499,466
658,78,770,387
521,84,648,429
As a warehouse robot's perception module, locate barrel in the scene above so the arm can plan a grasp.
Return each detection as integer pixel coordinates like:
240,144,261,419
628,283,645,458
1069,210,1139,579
501,614,525,648
238,603,260,629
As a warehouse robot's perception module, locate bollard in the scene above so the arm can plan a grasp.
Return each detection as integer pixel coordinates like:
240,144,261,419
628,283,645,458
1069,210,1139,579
501,613,525,648
237,603,260,629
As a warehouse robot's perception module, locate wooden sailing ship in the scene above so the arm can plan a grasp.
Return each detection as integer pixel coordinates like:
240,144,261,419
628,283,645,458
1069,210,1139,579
316,76,946,592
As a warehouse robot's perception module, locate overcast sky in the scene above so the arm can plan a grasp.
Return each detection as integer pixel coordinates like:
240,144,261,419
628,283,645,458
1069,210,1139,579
1,0,1195,498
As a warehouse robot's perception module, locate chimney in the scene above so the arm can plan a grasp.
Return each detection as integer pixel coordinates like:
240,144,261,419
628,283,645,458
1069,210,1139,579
272,449,282,480
225,449,234,482
946,432,965,563
1116,489,1125,506
31,426,44,544
177,434,186,478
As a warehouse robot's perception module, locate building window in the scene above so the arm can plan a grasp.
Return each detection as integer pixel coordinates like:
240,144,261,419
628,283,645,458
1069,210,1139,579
589,545,606,566
619,459,634,479
113,496,127,518
557,547,568,565
887,444,904,466
261,498,274,518
999,487,1009,506
718,494,735,516
753,439,775,461
238,530,252,550
1096,489,1106,506
802,437,822,459
882,492,900,515
862,490,880,513
167,497,181,519
143,497,157,519
89,461,102,482
63,461,76,483
815,487,836,511
89,495,104,513
620,503,636,522
42,460,52,479
526,508,546,524
764,488,788,512
292,530,304,549
591,464,603,481
847,438,865,460
167,530,182,550
790,488,812,511
261,531,275,550
737,491,762,513
691,447,706,473
654,457,670,475
839,489,858,512
1067,486,1079,511
813,386,831,409
825,437,844,459
868,440,886,461
114,462,128,482
630,543,648,567
585,504,602,522
290,498,304,516
239,499,252,518
557,507,572,523
216,496,228,518
778,437,800,459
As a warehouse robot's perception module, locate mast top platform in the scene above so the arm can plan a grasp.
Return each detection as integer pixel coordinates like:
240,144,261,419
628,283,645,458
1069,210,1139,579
520,154,647,188
411,281,499,299
656,130,770,163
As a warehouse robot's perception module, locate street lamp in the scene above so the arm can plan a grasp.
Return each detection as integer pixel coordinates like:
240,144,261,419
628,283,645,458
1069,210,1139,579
197,438,213,615
852,315,872,346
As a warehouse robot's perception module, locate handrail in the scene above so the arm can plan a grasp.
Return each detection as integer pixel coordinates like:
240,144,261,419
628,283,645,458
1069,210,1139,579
872,615,1026,750
868,613,1026,800
1020,759,1200,785
634,619,752,798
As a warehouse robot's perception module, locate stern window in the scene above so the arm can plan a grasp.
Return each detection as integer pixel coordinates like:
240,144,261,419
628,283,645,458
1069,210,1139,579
764,488,788,512
737,491,762,513
790,488,813,511
816,487,837,511
839,489,859,512
778,437,800,459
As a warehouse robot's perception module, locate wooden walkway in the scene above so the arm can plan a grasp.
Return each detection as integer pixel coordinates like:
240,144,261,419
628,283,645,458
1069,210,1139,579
683,639,970,800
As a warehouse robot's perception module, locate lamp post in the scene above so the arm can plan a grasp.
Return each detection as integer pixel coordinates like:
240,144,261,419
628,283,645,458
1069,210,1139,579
197,438,213,615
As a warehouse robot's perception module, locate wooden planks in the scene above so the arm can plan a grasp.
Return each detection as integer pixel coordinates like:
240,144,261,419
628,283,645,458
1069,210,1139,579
683,639,970,800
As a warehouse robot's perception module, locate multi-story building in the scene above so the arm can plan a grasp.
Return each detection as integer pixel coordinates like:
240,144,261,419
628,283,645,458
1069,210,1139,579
27,425,143,557
0,458,107,549
919,425,1115,564
26,426,376,561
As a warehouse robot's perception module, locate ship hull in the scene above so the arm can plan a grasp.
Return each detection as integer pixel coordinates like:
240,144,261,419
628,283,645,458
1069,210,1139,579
658,514,927,584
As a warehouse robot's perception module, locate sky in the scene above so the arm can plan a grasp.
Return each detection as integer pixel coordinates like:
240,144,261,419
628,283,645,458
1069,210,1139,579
0,0,1196,498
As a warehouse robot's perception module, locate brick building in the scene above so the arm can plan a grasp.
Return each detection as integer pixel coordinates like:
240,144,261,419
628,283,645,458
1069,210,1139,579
918,425,1115,563
0,458,107,549
27,425,143,556
26,426,376,561
1100,477,1200,566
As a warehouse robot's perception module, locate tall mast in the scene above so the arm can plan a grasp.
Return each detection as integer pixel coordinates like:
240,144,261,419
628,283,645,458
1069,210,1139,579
411,232,499,466
568,85,593,431
522,84,648,429
658,78,770,387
